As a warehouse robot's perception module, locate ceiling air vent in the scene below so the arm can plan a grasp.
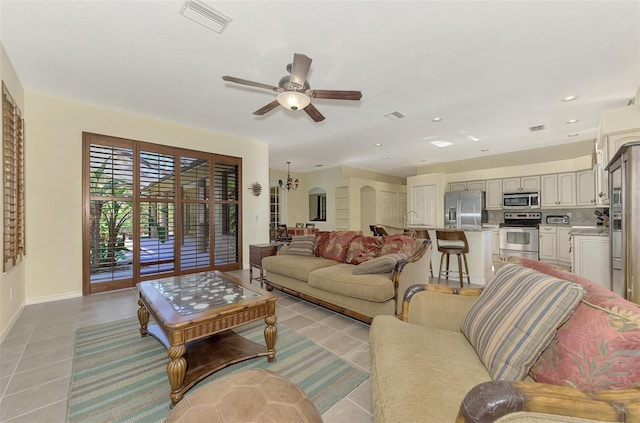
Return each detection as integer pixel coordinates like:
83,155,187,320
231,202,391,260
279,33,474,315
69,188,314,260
384,111,406,121
181,0,232,33
529,124,546,132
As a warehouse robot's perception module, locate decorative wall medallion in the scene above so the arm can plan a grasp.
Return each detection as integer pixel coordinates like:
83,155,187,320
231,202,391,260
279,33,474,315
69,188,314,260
249,182,262,196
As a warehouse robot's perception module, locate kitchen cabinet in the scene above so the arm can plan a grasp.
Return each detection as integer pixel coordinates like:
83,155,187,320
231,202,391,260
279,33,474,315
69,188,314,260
541,173,576,208
607,130,640,160
576,170,596,206
491,228,500,257
410,184,437,226
485,179,503,209
502,176,540,193
449,180,485,192
539,225,571,266
538,226,557,261
557,226,571,263
572,235,610,289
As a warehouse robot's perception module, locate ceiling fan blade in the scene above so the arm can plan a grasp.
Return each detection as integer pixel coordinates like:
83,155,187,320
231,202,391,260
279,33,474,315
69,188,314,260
309,90,362,101
222,76,279,91
303,103,325,122
289,53,312,87
253,100,280,116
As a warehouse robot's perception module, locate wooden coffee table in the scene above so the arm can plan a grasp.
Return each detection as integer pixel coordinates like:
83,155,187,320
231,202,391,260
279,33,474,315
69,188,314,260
136,270,277,406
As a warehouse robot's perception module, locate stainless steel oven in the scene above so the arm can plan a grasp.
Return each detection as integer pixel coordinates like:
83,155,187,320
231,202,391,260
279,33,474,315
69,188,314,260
499,212,542,260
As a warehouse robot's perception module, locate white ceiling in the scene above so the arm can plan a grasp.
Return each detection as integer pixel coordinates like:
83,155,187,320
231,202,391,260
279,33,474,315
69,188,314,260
2,1,639,177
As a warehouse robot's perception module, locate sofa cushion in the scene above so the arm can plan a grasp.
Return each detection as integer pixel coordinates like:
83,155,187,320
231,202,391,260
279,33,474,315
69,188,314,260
261,255,338,283
345,235,383,265
284,235,316,256
308,264,395,302
370,315,491,423
519,258,640,391
318,231,361,262
461,264,585,381
352,253,408,275
379,234,418,256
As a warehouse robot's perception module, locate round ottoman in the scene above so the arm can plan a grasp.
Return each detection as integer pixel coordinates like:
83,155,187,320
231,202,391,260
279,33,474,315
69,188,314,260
165,369,323,423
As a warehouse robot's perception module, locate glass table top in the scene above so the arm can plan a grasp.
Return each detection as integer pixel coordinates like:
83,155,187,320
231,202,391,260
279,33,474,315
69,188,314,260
150,272,261,316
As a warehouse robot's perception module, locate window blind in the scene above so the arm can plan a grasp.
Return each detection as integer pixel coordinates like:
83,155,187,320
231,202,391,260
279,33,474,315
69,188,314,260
3,82,25,272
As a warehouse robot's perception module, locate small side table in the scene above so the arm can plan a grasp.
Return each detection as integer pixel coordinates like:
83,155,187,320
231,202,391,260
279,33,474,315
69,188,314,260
249,243,279,287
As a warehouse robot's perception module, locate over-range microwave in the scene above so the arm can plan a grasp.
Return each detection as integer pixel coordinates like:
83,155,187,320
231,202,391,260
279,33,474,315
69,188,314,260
502,191,540,209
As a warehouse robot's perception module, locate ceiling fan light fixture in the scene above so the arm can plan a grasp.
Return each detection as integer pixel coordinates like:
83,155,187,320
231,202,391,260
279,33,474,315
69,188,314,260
276,91,311,111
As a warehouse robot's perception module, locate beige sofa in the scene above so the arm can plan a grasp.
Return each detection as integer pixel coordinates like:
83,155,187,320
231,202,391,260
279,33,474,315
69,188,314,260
370,258,640,423
262,231,431,323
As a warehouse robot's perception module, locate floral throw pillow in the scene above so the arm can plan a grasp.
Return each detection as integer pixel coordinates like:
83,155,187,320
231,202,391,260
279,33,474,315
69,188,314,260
521,258,640,391
319,231,361,262
345,235,384,265
314,231,331,257
379,234,417,256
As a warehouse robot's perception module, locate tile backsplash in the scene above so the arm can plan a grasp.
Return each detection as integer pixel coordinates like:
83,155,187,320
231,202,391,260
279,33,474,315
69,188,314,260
487,208,608,226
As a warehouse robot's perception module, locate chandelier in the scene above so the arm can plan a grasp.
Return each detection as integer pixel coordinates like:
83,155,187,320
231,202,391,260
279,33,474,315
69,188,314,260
278,161,299,191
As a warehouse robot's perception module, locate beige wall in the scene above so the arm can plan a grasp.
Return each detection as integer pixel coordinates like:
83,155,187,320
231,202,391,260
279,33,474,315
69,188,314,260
270,165,405,231
0,44,26,339
23,92,269,304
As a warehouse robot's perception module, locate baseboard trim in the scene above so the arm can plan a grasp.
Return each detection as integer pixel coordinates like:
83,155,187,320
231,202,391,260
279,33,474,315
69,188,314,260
26,291,82,305
0,302,25,343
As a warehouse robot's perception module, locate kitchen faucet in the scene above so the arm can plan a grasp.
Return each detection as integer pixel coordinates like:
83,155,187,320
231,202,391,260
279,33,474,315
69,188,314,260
404,210,418,227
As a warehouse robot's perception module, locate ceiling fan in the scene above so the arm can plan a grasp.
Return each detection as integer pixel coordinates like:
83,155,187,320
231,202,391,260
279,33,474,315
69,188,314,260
222,53,362,122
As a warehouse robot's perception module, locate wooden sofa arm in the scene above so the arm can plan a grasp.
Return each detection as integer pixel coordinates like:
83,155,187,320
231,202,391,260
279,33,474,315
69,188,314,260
456,380,640,423
400,283,483,321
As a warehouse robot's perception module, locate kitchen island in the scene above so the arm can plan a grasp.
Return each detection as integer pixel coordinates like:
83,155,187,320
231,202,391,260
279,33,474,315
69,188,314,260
405,226,493,285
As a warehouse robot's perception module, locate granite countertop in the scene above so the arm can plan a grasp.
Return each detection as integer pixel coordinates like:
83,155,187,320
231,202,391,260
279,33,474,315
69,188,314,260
404,226,491,232
569,226,609,237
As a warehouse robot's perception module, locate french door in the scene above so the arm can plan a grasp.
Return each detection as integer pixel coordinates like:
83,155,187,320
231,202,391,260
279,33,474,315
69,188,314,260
82,133,242,294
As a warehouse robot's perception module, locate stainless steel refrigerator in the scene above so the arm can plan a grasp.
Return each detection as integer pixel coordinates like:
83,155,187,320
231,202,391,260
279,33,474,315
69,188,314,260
444,190,486,229
607,141,640,304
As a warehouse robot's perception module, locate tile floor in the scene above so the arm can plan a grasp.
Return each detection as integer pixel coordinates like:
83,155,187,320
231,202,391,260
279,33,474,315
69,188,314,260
0,269,376,423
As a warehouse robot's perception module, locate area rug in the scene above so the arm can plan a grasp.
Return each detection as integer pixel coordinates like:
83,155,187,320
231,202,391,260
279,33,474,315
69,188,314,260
67,317,368,422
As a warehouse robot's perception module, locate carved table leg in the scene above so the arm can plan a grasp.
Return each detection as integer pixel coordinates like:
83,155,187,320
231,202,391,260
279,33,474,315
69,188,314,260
167,344,187,406
264,314,277,363
137,298,149,337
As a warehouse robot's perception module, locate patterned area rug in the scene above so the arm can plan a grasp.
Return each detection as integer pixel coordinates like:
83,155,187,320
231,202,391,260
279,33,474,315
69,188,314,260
67,317,368,422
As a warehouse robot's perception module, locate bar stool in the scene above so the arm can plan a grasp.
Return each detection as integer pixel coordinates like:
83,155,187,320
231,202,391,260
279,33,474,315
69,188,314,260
436,230,470,288
405,229,434,278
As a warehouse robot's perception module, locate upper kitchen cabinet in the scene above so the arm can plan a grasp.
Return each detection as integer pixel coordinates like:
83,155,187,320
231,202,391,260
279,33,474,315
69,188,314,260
541,173,575,208
576,170,596,206
485,179,503,209
449,180,485,192
502,176,540,193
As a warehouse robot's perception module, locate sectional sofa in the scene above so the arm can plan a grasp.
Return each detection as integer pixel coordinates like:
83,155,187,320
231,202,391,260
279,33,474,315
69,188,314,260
370,257,640,422
262,231,431,323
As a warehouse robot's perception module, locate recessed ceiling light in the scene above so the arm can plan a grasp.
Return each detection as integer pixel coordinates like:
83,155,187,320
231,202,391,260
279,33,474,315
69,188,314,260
381,156,389,159
374,143,383,147
315,164,323,167
467,135,480,142
566,119,580,124
430,140,452,148
481,149,490,152
568,133,580,137
562,95,579,102
432,117,443,122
